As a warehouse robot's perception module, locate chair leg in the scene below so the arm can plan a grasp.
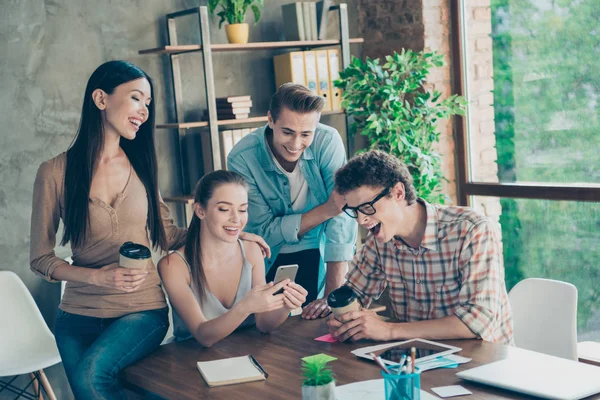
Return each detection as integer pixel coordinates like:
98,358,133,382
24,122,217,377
29,373,43,400
37,370,56,400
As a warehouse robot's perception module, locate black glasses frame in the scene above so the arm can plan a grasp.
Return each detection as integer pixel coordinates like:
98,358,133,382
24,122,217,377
342,187,391,218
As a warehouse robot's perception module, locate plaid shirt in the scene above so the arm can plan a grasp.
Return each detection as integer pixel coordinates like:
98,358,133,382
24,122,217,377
346,199,514,344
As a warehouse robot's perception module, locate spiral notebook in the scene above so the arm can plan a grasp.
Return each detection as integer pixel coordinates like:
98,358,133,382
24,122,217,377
196,355,268,387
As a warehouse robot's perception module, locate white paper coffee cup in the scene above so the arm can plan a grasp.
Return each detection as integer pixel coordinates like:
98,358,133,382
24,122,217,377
119,241,151,269
327,286,361,319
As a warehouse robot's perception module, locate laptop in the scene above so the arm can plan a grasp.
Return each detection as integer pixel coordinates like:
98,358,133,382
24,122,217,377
456,350,600,400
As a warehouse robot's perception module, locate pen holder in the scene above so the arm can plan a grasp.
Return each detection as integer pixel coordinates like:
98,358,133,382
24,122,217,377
381,368,421,400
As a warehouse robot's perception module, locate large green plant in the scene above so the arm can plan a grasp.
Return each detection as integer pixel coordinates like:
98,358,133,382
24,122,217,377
335,50,466,204
208,0,264,28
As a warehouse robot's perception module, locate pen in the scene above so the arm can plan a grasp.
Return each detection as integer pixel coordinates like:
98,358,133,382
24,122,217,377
249,355,269,378
369,352,391,374
396,354,407,375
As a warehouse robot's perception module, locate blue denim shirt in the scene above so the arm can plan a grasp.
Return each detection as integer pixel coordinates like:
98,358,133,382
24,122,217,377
227,123,357,281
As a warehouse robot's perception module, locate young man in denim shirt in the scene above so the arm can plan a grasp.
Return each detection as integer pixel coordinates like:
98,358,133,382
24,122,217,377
228,84,357,319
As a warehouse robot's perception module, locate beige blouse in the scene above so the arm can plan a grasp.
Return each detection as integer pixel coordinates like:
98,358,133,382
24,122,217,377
30,152,186,318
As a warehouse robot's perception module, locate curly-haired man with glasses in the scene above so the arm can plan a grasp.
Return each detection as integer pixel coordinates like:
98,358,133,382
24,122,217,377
327,150,514,344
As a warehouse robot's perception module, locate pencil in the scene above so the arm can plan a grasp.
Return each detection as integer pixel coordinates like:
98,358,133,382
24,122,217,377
369,352,391,374
410,347,416,373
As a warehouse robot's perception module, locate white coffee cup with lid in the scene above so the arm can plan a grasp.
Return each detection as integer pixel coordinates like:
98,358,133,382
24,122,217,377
327,286,361,319
119,241,151,269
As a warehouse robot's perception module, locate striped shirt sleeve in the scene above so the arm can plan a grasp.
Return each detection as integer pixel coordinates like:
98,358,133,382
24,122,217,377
345,236,388,309
454,220,505,341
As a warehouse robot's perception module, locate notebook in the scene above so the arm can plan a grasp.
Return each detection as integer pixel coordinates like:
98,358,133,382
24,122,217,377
196,355,267,387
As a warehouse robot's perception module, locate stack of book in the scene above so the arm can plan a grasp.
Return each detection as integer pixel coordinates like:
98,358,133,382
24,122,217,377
220,128,254,169
281,0,332,41
205,95,253,120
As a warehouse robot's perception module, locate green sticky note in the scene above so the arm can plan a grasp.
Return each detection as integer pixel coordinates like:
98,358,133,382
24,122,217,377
302,353,338,364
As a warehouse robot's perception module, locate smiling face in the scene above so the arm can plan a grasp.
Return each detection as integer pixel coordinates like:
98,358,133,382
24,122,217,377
196,183,249,243
94,78,152,141
267,107,319,171
343,183,407,243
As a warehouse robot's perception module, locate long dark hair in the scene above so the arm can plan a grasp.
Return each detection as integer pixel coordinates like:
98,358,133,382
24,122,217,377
185,170,248,301
61,60,167,251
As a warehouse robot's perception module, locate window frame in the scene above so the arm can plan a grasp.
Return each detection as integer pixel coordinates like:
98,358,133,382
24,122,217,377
450,0,600,206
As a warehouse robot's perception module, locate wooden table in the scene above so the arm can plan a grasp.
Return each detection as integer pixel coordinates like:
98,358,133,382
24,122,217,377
123,317,599,399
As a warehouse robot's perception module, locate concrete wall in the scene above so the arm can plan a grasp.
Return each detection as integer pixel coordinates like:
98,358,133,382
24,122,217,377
0,1,357,398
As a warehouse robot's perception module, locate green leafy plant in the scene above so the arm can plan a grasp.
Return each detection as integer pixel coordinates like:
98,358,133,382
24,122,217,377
208,0,264,29
334,49,467,204
301,355,335,386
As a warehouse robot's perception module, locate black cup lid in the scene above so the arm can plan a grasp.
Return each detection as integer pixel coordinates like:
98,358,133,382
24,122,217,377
327,286,357,308
119,241,151,260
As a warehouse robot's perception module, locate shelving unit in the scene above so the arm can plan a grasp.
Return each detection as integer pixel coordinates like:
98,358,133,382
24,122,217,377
140,38,364,55
139,4,361,221
155,109,347,130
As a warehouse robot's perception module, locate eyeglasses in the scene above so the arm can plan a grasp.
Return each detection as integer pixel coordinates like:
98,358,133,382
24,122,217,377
342,187,391,219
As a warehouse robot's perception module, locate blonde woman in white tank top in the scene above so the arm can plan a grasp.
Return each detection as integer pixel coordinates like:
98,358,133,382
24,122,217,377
158,171,307,347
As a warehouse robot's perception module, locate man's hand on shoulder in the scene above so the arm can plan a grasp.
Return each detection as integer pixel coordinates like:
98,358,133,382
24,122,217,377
239,231,271,259
325,189,346,218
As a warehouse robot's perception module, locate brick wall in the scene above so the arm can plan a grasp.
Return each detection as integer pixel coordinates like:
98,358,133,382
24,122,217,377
357,0,424,58
356,0,502,224
461,1,501,222
423,0,455,203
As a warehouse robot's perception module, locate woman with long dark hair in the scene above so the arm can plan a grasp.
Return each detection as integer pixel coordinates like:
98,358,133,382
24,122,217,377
158,170,307,347
29,60,268,399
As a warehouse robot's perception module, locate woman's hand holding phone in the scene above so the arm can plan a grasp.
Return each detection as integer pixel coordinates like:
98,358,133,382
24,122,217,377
272,264,299,295
282,282,307,310
238,280,289,314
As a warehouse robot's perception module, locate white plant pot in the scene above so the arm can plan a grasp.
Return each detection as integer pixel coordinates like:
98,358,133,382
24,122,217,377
302,381,336,400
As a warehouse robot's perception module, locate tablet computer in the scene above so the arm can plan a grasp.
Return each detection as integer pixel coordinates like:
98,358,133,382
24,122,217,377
352,338,461,365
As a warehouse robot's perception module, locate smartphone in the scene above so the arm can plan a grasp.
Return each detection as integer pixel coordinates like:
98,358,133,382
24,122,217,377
272,264,299,295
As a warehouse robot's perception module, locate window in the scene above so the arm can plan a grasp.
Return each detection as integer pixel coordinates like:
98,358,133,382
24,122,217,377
473,197,600,338
453,0,600,339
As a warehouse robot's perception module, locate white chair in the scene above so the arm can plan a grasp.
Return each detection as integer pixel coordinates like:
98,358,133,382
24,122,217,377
508,277,578,360
0,271,61,399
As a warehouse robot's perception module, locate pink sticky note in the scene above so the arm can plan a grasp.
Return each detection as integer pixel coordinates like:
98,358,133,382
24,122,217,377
315,334,338,343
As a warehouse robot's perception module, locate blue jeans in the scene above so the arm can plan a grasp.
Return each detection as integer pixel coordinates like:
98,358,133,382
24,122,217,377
54,307,169,400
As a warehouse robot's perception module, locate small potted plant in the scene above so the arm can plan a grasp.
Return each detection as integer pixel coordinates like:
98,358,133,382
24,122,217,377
301,354,336,400
208,0,264,44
